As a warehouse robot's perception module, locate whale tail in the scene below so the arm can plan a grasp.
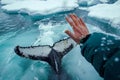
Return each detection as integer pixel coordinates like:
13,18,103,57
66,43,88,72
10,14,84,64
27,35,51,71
14,37,76,74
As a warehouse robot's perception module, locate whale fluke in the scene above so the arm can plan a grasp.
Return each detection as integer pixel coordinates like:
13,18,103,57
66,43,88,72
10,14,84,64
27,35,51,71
14,37,76,74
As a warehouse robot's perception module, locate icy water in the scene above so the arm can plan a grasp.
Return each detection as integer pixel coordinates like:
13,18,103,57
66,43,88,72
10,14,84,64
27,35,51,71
2,2,119,80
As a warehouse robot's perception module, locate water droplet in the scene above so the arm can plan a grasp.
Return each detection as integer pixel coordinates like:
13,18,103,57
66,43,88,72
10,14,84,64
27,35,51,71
107,48,110,51
114,57,119,62
22,27,25,29
94,49,98,52
102,37,106,40
103,57,107,61
107,40,114,45
100,43,104,46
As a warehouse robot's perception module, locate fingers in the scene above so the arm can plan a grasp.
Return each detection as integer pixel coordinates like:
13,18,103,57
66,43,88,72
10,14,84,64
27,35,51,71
78,18,87,34
71,14,88,33
65,13,89,43
65,30,80,44
69,14,89,35
65,30,78,42
79,18,89,34
65,30,75,39
70,14,85,34
69,14,80,27
79,18,86,27
65,16,76,28
66,15,82,34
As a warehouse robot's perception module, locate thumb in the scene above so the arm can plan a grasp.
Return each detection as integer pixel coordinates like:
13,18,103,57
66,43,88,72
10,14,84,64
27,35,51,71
65,30,74,38
65,30,78,43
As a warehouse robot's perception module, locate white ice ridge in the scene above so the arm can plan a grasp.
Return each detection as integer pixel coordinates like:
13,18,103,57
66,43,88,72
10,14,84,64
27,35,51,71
88,0,120,28
1,0,78,16
1,0,24,4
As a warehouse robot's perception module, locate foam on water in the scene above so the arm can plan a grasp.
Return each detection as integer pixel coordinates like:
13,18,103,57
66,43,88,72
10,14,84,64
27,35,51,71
34,22,70,46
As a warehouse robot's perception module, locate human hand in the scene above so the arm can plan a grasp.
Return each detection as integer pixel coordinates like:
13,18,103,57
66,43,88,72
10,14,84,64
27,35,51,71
65,14,89,44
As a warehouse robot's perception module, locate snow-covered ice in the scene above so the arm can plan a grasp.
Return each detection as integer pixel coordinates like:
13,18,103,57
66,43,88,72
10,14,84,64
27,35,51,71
114,57,119,62
1,0,78,16
88,0,120,28
1,0,24,4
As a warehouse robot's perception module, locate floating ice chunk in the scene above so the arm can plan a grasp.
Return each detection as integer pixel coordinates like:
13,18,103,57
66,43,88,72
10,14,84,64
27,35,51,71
1,0,24,4
2,0,78,17
107,48,110,51
114,57,119,62
88,0,120,28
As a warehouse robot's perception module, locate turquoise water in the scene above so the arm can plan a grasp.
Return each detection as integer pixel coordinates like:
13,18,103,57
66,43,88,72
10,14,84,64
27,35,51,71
0,10,46,80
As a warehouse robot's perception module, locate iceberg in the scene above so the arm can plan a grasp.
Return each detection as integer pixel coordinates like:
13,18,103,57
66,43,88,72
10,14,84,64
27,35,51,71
88,0,120,28
1,0,78,17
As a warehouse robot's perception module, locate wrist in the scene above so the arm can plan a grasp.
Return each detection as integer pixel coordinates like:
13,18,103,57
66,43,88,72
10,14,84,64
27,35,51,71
79,34,91,44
